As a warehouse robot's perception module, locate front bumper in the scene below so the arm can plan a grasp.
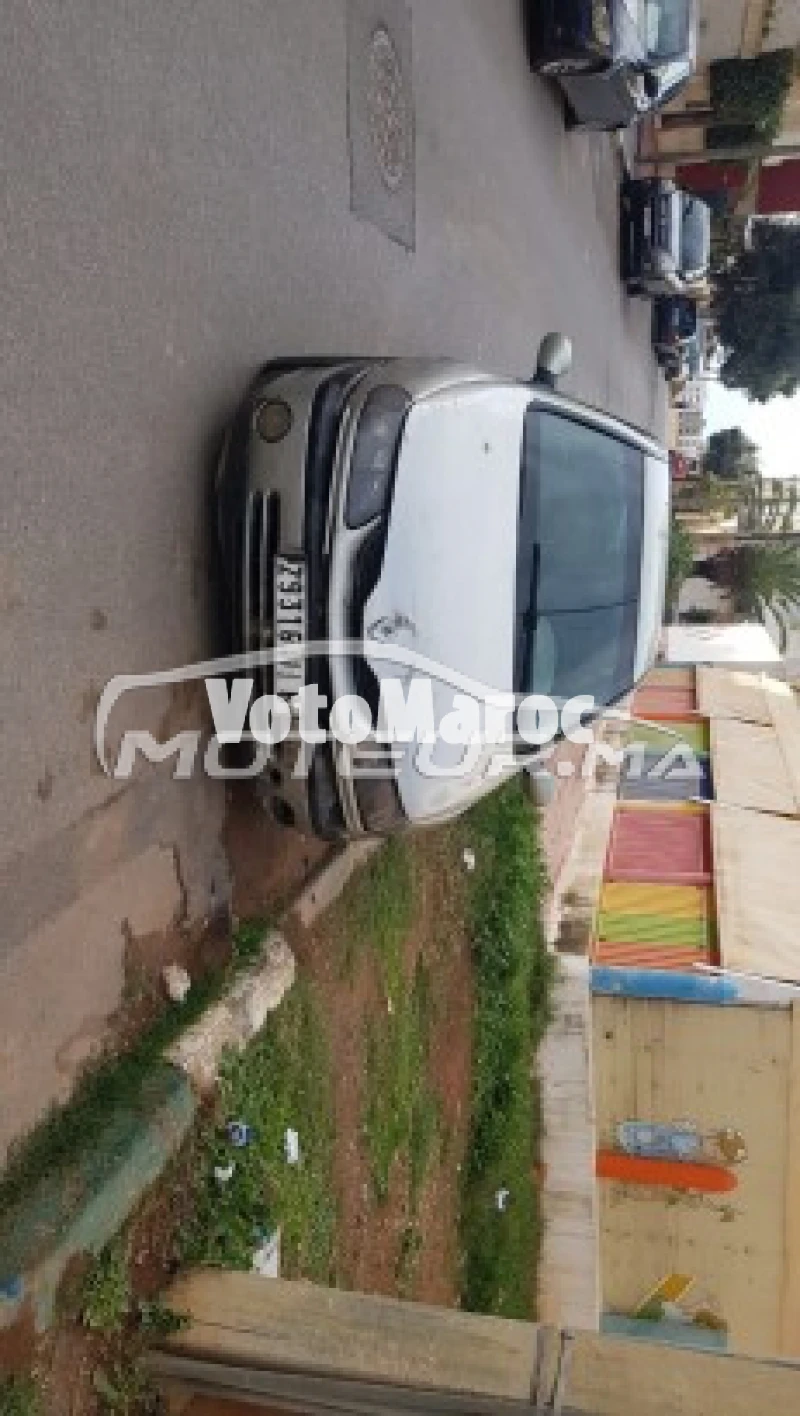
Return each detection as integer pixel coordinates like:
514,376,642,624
217,358,378,838
218,358,446,840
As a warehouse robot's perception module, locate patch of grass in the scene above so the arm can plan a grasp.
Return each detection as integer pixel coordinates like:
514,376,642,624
0,1376,41,1416
92,1364,156,1416
79,1238,131,1334
337,838,413,983
0,921,270,1216
364,956,438,1206
459,782,554,1320
180,978,336,1282
135,1299,189,1338
394,1221,423,1298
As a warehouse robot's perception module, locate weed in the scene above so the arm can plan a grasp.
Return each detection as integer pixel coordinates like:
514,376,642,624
337,838,413,985
80,1239,131,1334
364,956,438,1207
181,978,336,1282
0,1376,41,1416
92,1364,156,1416
458,782,554,1320
394,1221,423,1298
136,1298,189,1337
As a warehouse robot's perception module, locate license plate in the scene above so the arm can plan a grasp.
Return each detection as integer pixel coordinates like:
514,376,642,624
274,556,306,697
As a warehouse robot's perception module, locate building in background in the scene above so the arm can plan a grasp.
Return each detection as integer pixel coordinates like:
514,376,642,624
698,0,800,64
639,2,800,218
676,402,707,462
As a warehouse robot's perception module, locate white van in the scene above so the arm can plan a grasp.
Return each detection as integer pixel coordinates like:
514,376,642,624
215,340,670,838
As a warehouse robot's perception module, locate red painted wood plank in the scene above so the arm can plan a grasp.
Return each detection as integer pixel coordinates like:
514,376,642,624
633,685,697,717
605,808,712,885
596,1151,737,1193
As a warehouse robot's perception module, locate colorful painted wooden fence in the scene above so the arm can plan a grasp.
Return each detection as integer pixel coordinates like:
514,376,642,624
594,882,715,969
633,683,697,718
605,806,713,886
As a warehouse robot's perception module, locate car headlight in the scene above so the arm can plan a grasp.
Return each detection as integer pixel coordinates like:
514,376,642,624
591,0,612,49
346,386,410,528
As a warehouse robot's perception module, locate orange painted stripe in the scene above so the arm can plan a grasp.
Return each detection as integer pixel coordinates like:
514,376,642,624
593,944,708,970
596,1152,737,1193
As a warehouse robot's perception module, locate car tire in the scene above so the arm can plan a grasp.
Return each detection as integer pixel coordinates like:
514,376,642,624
563,96,580,130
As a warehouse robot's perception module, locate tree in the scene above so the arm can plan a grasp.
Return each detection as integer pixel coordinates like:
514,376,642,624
667,518,695,612
703,427,759,480
694,541,800,649
714,222,800,402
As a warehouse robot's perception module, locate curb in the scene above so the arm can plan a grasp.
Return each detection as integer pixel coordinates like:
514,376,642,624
0,841,382,1333
0,1065,196,1332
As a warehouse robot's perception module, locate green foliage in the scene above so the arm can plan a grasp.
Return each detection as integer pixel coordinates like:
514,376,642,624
667,518,695,607
92,1365,156,1416
364,956,438,1206
0,1377,41,1416
0,920,272,1216
458,783,553,1320
345,837,439,1211
715,222,800,402
136,1299,189,1337
697,542,800,649
79,1240,131,1334
711,49,796,142
339,837,414,982
704,427,759,480
180,978,336,1282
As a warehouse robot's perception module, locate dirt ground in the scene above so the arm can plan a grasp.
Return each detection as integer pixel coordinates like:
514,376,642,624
288,829,473,1307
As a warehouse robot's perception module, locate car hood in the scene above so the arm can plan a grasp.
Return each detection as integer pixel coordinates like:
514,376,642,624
362,384,530,824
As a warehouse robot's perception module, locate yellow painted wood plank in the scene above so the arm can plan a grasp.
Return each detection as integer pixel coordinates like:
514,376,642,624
601,883,711,919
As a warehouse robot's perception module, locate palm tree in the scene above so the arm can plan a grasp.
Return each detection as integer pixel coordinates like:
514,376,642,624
694,542,800,650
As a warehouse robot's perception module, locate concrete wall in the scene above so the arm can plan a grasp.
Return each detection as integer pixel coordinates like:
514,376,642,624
699,0,749,64
765,0,800,53
699,0,800,62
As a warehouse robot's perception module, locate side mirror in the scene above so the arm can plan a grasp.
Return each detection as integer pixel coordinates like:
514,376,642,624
643,69,660,101
522,766,556,809
534,333,573,389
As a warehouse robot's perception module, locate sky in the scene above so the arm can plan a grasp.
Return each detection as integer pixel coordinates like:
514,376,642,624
705,384,800,480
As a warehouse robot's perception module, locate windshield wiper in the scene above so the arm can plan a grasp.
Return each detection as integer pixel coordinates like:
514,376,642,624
518,541,541,696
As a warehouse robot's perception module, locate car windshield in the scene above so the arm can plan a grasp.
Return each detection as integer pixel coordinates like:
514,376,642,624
516,411,644,708
627,0,691,62
681,195,711,275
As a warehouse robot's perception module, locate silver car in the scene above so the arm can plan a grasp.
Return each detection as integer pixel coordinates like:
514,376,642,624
215,339,669,838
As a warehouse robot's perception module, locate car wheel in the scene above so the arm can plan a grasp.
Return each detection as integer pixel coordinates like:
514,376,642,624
563,96,580,130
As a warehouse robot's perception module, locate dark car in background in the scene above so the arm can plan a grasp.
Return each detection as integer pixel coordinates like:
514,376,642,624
523,0,697,130
652,294,698,367
622,177,712,298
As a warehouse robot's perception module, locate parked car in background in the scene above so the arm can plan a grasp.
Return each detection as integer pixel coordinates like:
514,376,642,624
652,294,698,367
661,334,699,382
622,178,712,298
216,342,670,840
523,0,697,130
